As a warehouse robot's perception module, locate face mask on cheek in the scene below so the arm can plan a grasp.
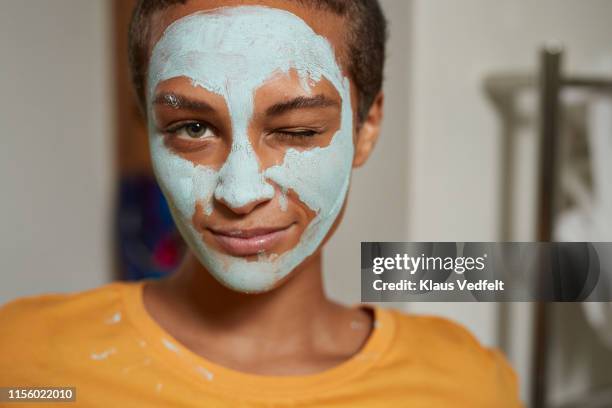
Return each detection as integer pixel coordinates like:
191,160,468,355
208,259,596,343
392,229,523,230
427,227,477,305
147,6,354,293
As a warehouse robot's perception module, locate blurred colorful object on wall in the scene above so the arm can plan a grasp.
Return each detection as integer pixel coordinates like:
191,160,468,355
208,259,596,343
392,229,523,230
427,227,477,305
112,0,184,280
116,175,183,280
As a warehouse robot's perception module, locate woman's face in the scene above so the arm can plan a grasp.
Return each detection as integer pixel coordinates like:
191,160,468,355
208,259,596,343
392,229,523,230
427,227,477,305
147,5,357,293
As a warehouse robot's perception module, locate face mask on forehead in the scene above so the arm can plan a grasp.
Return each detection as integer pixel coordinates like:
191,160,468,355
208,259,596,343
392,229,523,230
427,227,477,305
147,5,354,293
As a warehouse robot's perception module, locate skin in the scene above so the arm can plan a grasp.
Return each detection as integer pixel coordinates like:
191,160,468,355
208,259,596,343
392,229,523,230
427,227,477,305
143,0,384,376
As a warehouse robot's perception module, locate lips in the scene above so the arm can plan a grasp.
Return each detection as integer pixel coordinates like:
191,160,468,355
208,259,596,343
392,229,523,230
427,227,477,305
207,225,292,257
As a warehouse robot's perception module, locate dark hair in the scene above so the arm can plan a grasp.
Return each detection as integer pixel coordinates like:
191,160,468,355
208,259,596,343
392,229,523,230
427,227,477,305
128,0,387,122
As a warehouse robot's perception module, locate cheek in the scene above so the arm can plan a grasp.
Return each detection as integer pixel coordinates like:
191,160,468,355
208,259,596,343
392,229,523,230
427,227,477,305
150,135,219,221
264,130,353,218
284,188,317,223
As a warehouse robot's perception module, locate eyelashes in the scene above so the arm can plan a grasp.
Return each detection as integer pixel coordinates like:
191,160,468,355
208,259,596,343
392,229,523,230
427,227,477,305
163,122,322,140
166,121,216,140
274,129,319,138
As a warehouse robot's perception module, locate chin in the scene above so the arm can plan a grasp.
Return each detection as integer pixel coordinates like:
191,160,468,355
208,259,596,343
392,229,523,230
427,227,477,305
190,233,322,294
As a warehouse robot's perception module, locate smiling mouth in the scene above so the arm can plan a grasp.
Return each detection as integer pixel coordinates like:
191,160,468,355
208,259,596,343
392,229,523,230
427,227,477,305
207,225,293,257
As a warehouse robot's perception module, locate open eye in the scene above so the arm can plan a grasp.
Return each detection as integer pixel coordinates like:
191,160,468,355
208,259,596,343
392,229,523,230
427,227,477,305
168,121,216,140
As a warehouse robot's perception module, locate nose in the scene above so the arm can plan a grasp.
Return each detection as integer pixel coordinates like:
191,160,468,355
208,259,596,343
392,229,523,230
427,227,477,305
214,138,275,214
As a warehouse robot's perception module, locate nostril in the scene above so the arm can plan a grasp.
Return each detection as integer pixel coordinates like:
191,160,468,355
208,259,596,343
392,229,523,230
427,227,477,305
215,193,271,215
223,200,255,214
214,177,275,213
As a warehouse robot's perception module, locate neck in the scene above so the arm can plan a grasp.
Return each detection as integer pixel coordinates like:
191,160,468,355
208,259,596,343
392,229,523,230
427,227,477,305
153,250,340,343
143,249,374,375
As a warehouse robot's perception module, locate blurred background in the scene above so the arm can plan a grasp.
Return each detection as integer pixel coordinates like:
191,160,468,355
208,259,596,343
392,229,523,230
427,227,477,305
1,1,611,407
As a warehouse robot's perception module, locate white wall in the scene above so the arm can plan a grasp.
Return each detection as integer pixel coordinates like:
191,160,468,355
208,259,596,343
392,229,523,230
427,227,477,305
405,0,612,404
0,0,113,303
324,0,411,304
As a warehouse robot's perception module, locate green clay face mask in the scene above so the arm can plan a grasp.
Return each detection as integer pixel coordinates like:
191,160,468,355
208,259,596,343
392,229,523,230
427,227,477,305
147,6,354,292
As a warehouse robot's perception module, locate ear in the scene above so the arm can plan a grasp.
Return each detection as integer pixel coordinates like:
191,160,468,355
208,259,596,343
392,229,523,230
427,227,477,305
353,92,384,168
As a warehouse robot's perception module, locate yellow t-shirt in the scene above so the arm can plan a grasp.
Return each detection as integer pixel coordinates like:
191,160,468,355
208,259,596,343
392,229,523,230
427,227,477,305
0,282,523,407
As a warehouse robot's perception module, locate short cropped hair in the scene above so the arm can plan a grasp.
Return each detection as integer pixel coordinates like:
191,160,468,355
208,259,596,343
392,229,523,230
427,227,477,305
128,0,387,122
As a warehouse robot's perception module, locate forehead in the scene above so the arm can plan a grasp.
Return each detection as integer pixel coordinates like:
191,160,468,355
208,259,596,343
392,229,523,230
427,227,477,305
149,6,346,100
147,0,349,76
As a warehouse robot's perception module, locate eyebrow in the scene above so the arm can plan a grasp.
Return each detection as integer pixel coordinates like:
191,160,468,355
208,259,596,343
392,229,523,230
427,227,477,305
153,92,215,113
153,92,339,116
265,94,339,117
